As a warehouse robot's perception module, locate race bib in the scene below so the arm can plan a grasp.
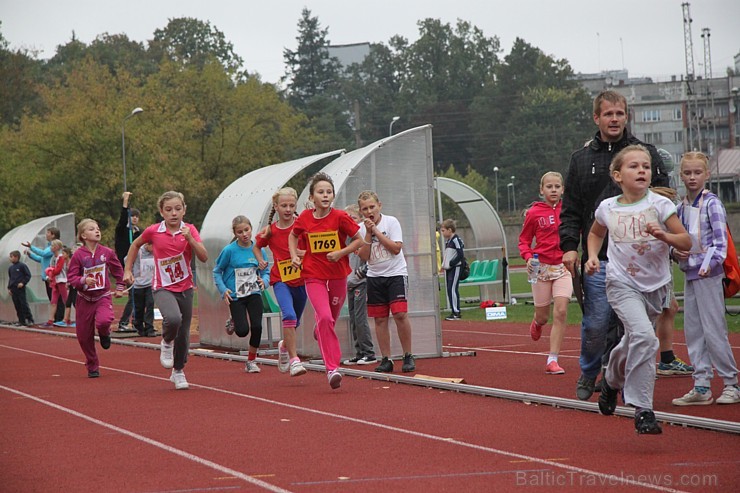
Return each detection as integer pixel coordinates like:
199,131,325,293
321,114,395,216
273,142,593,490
277,259,302,282
141,257,155,276
608,207,659,243
83,264,106,291
683,206,704,254
307,231,340,253
157,253,190,287
234,267,259,297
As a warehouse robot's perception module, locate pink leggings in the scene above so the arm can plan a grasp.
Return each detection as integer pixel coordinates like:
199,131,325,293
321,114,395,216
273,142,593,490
305,278,347,372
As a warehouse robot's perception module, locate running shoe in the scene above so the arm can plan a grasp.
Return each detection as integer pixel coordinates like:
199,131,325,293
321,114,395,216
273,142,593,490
576,375,596,400
289,359,307,377
53,320,67,327
529,320,543,341
328,370,342,389
245,360,261,373
444,314,461,321
716,385,740,404
170,369,189,390
160,339,174,369
634,409,662,435
87,370,100,378
343,356,362,365
672,387,713,406
598,379,619,415
375,357,393,373
99,335,111,350
402,353,416,373
225,318,235,335
545,361,565,375
657,357,694,376
357,355,377,365
277,340,290,373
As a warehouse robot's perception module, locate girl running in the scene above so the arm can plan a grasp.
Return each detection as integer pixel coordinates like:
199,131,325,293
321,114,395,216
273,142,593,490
67,219,125,378
214,215,270,373
124,191,208,390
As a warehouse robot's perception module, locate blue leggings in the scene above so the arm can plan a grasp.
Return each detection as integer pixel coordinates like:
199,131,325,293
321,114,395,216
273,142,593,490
272,282,307,329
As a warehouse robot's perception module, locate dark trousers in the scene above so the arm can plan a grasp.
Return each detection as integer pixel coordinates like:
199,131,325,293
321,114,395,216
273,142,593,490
228,294,263,349
446,267,462,316
119,292,134,326
45,279,65,321
11,287,34,324
132,286,154,333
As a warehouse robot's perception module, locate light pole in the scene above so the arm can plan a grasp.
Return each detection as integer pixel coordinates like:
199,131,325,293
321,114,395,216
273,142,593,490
121,107,143,193
389,116,400,136
493,166,500,211
511,175,516,212
507,183,513,213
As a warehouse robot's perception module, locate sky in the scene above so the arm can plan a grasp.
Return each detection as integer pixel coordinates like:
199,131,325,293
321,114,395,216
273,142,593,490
2,0,739,85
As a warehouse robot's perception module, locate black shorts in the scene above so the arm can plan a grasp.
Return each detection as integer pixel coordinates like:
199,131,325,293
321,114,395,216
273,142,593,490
367,276,408,318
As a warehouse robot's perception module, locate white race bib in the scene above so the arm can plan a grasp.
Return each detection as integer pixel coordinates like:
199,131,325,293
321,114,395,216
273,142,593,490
234,267,259,297
157,253,190,287
83,264,106,291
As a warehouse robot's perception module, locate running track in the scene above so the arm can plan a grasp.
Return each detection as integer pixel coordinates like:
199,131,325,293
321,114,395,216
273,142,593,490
1,321,738,492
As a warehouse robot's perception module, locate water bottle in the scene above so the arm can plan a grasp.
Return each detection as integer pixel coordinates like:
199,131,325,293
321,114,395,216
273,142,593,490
528,254,540,285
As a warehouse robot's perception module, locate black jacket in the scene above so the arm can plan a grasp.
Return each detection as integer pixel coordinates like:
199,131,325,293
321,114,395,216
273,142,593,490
8,261,32,290
114,207,141,264
559,130,670,261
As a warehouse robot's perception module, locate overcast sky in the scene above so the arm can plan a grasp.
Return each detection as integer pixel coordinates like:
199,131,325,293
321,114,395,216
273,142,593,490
2,0,738,85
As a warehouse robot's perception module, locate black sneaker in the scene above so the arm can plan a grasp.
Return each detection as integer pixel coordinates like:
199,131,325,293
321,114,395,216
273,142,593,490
100,335,111,350
88,370,100,378
145,329,157,337
634,409,662,435
598,379,619,415
374,357,394,373
444,314,461,321
402,353,416,373
343,356,362,366
576,375,596,400
357,355,377,365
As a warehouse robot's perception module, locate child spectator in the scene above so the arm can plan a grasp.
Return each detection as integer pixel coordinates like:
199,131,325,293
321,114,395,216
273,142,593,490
115,191,141,331
440,218,464,321
518,172,572,375
342,204,376,366
586,145,690,434
254,187,309,378
62,246,76,327
22,227,64,323
124,191,208,390
357,190,415,374
214,215,270,373
671,151,740,406
130,243,156,337
7,250,33,326
45,239,69,328
67,219,126,378
289,173,363,389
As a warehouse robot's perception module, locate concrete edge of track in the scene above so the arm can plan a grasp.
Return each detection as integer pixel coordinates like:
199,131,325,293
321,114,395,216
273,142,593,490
3,323,738,436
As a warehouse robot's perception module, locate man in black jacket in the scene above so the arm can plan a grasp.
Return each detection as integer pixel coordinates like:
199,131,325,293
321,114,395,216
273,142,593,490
560,90,671,401
114,191,141,331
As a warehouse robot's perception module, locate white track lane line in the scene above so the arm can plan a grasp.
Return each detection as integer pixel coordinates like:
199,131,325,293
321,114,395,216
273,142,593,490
0,343,689,493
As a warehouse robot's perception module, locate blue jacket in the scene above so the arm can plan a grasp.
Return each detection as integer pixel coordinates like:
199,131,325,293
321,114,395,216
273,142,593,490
213,241,270,298
28,243,53,280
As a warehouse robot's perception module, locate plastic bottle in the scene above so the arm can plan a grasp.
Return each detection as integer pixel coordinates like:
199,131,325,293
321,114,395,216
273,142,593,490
528,254,540,285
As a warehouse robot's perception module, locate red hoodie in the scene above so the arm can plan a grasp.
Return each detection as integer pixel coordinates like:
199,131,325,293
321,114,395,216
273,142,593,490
518,200,564,266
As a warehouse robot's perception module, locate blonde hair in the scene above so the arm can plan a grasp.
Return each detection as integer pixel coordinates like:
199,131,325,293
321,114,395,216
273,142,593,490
357,190,380,204
680,151,709,173
345,204,360,216
609,144,650,174
50,239,63,251
76,218,98,243
158,191,186,211
267,187,298,224
540,171,563,188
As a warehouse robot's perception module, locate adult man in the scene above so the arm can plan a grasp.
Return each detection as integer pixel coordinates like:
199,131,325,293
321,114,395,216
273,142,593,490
560,90,690,401
114,191,141,331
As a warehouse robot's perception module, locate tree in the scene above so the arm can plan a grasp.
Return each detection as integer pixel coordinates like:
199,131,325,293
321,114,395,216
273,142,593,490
0,22,44,126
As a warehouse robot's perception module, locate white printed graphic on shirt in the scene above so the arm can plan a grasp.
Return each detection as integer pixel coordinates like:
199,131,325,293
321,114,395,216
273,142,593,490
608,206,659,243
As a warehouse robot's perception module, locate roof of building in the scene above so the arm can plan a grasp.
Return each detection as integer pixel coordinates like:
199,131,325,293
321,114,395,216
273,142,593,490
711,149,740,179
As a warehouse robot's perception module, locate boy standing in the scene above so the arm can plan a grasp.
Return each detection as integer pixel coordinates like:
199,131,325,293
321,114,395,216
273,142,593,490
7,251,34,326
130,243,156,337
357,190,415,373
440,219,465,320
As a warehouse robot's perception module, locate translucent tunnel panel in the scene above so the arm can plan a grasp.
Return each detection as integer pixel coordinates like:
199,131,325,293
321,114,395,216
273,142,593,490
0,213,76,323
196,150,345,350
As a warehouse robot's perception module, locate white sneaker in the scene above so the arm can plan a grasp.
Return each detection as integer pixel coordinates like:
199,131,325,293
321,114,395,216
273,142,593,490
289,359,307,377
277,340,290,373
672,388,713,406
245,360,261,373
170,369,189,390
160,340,174,369
328,370,342,389
716,385,740,404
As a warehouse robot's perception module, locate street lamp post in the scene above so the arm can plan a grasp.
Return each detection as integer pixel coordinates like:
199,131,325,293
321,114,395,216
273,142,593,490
389,116,400,136
121,107,144,193
493,166,500,211
511,175,516,212
507,183,513,213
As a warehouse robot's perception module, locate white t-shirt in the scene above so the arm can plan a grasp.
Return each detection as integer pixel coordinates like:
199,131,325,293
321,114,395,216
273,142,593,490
594,190,676,292
358,214,407,277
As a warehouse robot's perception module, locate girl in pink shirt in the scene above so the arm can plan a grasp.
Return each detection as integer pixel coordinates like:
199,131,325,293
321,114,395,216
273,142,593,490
124,191,208,390
67,219,125,378
289,172,363,389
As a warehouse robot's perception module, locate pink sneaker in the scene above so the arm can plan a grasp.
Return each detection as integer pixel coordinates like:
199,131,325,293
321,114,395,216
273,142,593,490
545,360,565,375
530,320,543,341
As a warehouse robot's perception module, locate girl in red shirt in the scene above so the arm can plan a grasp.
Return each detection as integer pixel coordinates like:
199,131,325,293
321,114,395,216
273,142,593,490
289,173,363,389
518,172,572,375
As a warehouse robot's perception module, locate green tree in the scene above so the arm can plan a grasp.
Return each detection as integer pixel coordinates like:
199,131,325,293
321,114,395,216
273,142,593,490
0,22,44,126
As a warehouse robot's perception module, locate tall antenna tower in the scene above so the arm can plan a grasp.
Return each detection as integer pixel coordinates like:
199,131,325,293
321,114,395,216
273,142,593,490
701,27,717,155
682,2,701,152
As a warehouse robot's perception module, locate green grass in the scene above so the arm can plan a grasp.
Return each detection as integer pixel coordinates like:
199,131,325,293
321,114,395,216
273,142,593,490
449,266,740,333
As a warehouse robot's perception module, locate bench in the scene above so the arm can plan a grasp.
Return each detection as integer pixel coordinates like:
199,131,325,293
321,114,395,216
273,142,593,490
460,259,500,286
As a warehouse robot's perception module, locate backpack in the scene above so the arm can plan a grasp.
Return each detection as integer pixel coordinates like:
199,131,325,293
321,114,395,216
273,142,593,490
459,256,470,281
722,225,740,298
